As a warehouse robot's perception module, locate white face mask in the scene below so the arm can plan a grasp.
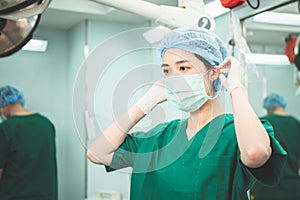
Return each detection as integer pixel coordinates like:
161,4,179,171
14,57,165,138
165,74,212,112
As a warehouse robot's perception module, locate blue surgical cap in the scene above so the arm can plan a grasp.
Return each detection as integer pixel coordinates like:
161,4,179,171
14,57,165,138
0,85,25,107
262,93,286,111
160,27,228,66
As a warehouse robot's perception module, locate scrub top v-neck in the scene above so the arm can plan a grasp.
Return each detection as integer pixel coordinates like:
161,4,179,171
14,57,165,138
106,114,286,200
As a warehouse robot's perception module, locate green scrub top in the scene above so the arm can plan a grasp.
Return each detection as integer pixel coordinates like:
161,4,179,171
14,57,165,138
106,114,286,200
0,113,57,200
251,114,300,200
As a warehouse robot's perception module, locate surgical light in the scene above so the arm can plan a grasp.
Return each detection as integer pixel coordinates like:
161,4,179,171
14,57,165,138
0,0,51,57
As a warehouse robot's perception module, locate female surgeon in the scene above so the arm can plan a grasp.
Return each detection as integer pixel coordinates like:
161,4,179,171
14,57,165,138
87,27,287,200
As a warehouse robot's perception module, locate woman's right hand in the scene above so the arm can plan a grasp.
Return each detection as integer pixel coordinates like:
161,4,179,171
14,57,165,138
135,79,166,114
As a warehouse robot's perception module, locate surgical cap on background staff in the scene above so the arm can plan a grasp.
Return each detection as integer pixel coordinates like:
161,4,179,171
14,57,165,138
87,27,287,200
263,93,287,114
250,93,300,200
0,85,58,200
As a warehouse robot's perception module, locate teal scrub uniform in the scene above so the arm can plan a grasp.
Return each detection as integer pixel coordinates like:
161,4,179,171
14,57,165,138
106,114,286,200
0,113,58,200
251,114,300,200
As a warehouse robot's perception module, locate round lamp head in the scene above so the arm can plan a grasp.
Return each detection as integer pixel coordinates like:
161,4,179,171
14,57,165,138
0,0,50,57
0,0,40,14
0,14,40,57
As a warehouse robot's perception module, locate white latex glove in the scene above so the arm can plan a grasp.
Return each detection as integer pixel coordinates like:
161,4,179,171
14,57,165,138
134,79,166,114
218,57,245,94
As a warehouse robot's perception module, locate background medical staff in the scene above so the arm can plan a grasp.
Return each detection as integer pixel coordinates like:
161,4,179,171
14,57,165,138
87,28,287,200
0,85,58,200
250,93,300,200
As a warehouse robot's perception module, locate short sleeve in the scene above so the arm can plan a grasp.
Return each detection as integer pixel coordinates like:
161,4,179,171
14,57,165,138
0,126,9,168
105,133,142,172
243,120,287,186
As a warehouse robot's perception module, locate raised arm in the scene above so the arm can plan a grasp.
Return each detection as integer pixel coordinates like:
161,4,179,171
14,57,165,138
87,80,165,165
219,57,272,168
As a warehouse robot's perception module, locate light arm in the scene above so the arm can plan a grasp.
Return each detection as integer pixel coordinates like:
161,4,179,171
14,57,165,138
89,0,215,30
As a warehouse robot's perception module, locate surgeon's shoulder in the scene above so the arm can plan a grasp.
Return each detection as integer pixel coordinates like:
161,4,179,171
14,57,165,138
220,113,235,128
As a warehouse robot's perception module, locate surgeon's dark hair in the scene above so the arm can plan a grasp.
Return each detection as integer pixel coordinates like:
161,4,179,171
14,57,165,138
194,53,221,92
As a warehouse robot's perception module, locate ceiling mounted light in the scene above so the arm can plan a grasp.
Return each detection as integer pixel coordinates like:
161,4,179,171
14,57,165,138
0,0,51,57
245,53,290,65
253,11,300,26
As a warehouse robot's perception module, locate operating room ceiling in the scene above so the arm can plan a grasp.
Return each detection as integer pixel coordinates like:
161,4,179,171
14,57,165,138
244,1,300,46
39,0,179,30
38,0,299,46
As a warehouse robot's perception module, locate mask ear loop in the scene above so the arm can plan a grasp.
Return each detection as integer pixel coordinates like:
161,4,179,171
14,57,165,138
211,88,221,100
205,67,224,100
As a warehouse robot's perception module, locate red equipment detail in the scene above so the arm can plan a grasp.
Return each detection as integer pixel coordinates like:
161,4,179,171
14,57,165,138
220,0,246,9
285,36,298,64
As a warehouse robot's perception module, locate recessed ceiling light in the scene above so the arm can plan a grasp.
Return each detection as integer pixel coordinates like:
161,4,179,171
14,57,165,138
253,11,300,26
245,53,290,65
22,39,48,52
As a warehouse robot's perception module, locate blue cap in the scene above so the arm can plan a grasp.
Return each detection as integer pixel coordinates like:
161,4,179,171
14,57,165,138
160,27,228,66
0,85,25,107
262,93,286,111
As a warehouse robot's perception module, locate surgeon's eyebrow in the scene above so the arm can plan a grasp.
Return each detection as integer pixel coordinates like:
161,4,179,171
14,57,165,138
161,60,190,67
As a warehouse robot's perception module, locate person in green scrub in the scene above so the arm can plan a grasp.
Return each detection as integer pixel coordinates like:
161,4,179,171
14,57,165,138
87,27,287,200
250,93,300,200
0,85,57,200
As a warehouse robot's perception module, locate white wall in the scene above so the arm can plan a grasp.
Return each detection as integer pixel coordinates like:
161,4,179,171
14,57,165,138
0,27,69,200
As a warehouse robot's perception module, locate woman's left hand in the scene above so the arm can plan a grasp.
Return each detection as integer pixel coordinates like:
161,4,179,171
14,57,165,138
217,56,245,94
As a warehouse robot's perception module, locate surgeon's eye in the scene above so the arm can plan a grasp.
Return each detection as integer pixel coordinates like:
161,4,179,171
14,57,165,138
179,66,191,72
162,68,170,74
